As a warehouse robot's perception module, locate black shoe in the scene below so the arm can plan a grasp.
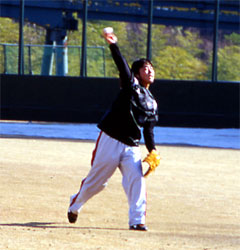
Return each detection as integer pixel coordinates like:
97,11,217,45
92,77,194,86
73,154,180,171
129,224,148,231
68,211,78,223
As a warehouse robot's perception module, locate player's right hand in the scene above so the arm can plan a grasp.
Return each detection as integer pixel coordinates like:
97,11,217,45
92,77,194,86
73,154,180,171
103,33,118,44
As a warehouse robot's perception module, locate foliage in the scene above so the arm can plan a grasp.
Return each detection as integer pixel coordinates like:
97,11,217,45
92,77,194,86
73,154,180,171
0,17,45,44
207,45,240,81
152,24,169,55
217,45,240,81
176,29,204,58
0,17,239,82
0,17,46,74
0,18,19,44
224,32,240,46
153,46,208,80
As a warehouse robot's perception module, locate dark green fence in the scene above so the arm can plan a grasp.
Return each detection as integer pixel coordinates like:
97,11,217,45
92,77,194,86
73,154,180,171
1,74,239,128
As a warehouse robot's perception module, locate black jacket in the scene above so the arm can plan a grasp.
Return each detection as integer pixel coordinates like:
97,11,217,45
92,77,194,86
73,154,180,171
98,43,158,152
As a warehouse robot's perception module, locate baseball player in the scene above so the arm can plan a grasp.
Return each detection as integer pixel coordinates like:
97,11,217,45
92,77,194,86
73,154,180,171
67,28,159,231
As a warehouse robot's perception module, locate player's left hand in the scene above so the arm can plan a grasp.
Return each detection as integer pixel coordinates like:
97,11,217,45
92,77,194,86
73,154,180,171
143,149,161,177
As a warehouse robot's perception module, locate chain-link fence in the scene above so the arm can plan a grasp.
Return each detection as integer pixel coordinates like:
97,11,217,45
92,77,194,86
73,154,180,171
0,44,106,77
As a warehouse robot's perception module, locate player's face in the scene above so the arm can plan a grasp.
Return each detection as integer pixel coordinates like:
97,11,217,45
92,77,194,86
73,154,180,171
138,63,155,86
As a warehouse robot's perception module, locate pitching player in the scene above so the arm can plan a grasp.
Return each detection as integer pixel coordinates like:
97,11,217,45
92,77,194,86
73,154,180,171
68,29,159,231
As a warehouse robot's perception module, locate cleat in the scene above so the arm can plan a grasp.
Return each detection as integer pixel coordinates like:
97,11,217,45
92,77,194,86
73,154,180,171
68,211,78,223
129,224,148,231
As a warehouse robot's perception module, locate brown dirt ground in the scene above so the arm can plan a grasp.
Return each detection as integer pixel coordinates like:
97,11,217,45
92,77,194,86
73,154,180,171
0,138,240,250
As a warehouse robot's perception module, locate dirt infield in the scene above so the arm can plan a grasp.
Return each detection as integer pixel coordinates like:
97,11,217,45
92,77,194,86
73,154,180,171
0,138,239,250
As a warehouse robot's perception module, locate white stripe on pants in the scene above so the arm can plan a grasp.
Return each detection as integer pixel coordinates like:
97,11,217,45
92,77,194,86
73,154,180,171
69,131,147,226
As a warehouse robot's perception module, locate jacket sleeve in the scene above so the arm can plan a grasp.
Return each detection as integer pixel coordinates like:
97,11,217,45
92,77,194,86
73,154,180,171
109,43,134,87
143,121,157,152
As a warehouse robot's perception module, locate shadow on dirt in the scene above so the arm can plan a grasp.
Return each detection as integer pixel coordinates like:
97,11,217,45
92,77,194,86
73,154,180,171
0,222,128,231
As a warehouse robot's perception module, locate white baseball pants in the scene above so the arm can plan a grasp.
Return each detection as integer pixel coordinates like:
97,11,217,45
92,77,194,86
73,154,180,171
69,131,147,226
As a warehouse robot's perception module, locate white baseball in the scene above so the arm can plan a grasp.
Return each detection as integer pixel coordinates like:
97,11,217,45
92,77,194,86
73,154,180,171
103,27,113,35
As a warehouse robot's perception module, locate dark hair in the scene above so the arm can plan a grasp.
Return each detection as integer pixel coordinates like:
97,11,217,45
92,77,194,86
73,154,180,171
131,58,153,75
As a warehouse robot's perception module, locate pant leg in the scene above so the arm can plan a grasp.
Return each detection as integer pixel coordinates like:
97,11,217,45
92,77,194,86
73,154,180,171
69,132,123,214
119,146,147,226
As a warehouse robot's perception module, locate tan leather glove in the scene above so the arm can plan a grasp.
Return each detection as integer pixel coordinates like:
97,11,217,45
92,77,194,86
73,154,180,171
143,150,161,177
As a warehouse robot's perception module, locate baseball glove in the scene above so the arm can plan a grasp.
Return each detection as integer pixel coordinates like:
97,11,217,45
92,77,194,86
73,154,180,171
143,150,161,177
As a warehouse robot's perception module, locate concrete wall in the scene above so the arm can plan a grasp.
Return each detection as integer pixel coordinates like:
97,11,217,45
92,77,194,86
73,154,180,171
1,74,239,128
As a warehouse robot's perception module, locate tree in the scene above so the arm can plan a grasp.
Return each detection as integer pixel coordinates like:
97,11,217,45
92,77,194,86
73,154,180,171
224,32,240,46
0,18,19,44
1,17,239,81
68,19,125,77
176,29,204,58
217,45,240,81
153,46,208,80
